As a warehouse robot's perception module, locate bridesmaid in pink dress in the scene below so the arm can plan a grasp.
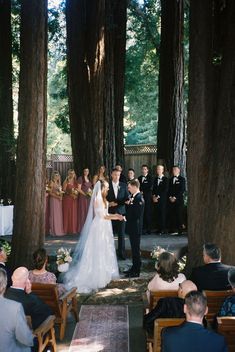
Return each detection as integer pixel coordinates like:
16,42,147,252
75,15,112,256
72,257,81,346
62,169,78,234
45,178,50,235
49,171,64,236
77,168,93,233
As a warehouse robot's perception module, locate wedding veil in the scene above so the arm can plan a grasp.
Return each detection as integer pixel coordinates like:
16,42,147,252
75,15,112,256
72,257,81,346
63,181,102,287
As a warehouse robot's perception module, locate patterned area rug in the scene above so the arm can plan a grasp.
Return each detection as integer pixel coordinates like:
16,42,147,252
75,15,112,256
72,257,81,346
69,305,129,352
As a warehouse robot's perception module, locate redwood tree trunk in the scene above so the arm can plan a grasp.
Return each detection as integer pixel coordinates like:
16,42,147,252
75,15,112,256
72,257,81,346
0,0,15,200
187,0,235,272
11,0,47,269
157,0,186,175
66,0,126,176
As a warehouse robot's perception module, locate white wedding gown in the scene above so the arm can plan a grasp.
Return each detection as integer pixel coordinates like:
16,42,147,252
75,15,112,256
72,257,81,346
64,185,119,293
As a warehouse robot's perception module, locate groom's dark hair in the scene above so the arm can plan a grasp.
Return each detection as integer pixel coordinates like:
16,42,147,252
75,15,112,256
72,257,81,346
129,179,140,189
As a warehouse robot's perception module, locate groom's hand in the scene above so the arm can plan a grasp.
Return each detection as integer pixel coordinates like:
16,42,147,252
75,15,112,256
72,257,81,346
109,201,118,207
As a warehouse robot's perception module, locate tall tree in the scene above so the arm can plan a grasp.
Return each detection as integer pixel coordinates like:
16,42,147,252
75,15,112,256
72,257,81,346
0,0,15,200
187,0,235,272
66,0,127,175
11,0,48,268
157,0,186,174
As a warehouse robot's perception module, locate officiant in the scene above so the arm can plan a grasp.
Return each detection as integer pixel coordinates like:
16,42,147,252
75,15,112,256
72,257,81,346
107,168,129,260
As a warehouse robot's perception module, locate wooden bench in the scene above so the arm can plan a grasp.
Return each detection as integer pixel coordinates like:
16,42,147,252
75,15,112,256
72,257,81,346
217,317,235,352
31,283,79,340
204,290,232,325
27,315,57,352
149,290,178,311
147,318,185,352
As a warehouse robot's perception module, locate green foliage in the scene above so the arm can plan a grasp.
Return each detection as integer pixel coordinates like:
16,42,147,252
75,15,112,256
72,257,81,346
47,1,71,154
124,0,161,145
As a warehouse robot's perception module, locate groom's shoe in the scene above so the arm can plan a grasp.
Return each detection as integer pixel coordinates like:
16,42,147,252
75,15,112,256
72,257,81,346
123,267,132,274
117,253,126,260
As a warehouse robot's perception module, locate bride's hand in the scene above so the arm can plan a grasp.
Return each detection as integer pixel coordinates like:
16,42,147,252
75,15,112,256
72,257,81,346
116,214,124,221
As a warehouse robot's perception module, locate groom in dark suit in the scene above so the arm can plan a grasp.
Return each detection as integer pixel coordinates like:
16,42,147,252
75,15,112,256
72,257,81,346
107,168,129,260
125,179,145,277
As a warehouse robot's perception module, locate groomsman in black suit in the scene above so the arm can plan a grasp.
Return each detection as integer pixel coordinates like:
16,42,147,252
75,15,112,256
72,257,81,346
152,165,169,234
125,179,145,277
138,164,153,234
127,168,135,183
107,168,129,259
168,166,186,234
115,163,127,184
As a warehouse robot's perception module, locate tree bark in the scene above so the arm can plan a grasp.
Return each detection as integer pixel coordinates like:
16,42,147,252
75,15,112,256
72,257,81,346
0,0,15,200
187,0,235,272
157,0,186,175
11,0,48,269
66,0,127,176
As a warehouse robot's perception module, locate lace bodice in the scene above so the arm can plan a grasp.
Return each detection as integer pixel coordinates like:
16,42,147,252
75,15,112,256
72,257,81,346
94,198,108,218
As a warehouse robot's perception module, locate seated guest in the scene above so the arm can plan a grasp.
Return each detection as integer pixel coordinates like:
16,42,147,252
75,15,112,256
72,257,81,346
218,268,235,317
147,252,186,301
5,267,52,330
0,245,12,287
29,248,66,296
144,280,197,335
0,268,34,352
191,243,232,291
162,291,228,352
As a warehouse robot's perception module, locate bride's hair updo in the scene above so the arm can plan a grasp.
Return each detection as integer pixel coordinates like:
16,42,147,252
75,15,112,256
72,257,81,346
100,180,109,208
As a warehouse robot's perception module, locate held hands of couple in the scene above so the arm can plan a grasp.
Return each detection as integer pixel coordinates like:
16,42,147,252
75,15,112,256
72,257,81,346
116,214,125,221
109,201,118,207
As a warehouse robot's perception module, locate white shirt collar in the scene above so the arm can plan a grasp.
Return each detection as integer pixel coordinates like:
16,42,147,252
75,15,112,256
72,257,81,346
0,262,6,266
11,286,25,291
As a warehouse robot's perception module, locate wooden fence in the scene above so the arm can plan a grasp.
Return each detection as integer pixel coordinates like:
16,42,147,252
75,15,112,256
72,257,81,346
46,144,158,181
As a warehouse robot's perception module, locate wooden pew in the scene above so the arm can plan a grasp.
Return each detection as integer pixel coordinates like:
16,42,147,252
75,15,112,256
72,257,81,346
149,290,178,311
148,318,184,352
204,290,232,325
217,317,235,352
27,315,57,352
31,283,79,340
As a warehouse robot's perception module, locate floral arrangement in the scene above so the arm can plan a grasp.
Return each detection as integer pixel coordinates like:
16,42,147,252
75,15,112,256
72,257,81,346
0,241,11,256
151,245,186,272
56,247,72,266
150,245,166,260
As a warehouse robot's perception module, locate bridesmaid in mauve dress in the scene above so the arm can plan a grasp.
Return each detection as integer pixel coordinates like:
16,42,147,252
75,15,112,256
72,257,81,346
45,178,50,235
77,168,93,233
92,165,109,185
62,169,78,234
49,171,64,236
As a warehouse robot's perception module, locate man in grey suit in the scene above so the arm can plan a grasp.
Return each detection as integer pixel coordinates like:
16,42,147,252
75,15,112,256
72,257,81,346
0,268,34,352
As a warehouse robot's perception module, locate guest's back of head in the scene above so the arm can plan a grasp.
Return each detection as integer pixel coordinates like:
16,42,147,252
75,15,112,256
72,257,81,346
12,266,29,289
203,243,221,263
178,280,197,299
228,268,235,290
33,248,47,270
157,251,179,282
184,290,207,321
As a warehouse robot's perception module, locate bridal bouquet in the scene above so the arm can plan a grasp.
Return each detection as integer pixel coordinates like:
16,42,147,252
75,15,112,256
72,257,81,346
56,247,72,272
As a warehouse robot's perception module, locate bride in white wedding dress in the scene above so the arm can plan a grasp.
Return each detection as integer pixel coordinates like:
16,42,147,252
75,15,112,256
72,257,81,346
64,180,123,293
